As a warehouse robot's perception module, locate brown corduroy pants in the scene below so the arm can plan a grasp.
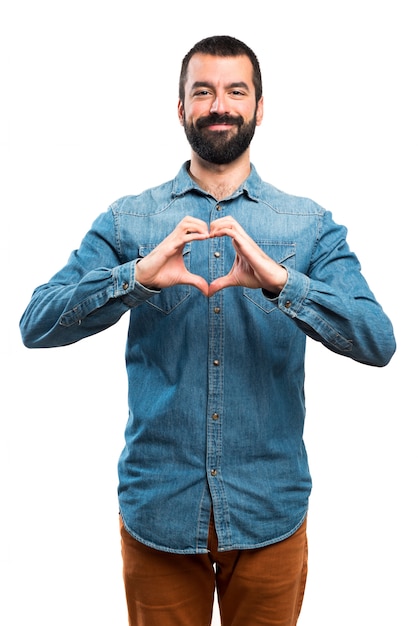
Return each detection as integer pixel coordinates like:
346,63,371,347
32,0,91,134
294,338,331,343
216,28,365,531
120,514,308,626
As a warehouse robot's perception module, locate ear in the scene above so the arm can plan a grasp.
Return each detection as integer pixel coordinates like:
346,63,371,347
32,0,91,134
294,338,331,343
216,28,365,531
178,100,185,126
255,96,264,126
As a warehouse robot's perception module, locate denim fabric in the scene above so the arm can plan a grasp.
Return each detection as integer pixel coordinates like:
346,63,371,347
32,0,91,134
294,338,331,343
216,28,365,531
20,163,396,553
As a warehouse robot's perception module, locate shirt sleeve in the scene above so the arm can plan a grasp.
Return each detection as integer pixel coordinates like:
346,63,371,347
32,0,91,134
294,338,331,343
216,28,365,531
20,208,158,348
265,210,396,366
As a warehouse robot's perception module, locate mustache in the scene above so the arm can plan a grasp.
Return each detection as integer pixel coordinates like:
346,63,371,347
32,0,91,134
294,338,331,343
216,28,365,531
195,114,244,129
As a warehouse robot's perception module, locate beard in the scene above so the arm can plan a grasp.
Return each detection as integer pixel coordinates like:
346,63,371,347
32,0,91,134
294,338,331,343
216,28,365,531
182,112,257,165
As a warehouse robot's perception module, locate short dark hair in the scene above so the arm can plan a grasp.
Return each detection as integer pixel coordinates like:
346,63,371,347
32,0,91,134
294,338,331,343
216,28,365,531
179,35,263,104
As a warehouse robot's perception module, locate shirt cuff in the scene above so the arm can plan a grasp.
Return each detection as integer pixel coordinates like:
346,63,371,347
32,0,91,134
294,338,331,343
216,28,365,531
263,266,310,318
113,259,161,307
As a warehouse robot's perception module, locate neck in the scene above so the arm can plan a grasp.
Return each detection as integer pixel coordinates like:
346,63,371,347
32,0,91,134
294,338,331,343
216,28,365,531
188,151,251,200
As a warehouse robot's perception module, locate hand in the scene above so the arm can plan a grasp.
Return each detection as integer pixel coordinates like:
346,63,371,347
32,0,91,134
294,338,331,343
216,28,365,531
135,216,210,296
135,215,288,298
208,216,288,297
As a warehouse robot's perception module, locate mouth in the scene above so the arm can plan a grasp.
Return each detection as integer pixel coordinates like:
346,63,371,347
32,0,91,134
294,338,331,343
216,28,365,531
196,115,243,131
205,123,235,132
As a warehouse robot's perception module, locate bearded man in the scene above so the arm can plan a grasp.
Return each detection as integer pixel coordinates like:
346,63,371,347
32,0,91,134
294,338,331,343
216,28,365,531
20,35,396,626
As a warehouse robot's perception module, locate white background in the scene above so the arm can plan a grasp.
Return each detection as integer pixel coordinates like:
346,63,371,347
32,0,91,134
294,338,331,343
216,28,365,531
2,1,416,624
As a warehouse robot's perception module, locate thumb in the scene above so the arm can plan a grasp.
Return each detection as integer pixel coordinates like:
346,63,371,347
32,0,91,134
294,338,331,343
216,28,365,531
208,275,236,297
184,272,210,297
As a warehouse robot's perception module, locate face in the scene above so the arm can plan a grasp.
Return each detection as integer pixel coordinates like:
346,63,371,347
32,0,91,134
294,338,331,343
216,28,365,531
178,54,264,165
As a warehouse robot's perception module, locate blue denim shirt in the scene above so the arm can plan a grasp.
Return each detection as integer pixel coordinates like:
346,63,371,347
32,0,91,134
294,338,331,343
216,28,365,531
20,163,396,553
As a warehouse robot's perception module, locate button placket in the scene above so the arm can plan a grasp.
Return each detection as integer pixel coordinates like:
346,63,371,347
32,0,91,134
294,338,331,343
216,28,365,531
207,208,225,497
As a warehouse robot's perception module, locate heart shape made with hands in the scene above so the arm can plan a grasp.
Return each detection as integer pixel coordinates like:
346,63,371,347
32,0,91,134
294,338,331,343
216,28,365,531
137,216,287,298
183,240,240,298
182,221,260,298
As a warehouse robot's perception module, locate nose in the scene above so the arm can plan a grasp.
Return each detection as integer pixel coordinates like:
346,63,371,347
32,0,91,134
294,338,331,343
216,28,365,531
209,94,229,115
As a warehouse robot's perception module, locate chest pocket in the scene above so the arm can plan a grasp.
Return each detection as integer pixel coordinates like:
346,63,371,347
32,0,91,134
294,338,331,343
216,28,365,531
138,243,191,314
243,242,296,313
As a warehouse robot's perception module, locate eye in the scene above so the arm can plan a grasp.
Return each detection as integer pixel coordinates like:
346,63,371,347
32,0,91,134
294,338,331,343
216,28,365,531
193,89,211,97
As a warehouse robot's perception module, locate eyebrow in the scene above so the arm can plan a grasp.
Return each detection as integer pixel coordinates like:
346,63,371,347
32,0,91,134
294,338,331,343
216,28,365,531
191,81,250,91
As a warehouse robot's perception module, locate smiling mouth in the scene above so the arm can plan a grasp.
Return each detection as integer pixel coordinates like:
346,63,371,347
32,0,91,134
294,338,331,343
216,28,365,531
196,114,243,131
206,123,234,131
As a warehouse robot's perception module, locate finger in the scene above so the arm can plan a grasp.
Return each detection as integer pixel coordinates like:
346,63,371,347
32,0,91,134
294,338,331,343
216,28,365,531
184,272,210,297
184,227,210,243
209,222,234,237
184,230,210,240
208,274,236,297
181,216,210,236
209,221,250,245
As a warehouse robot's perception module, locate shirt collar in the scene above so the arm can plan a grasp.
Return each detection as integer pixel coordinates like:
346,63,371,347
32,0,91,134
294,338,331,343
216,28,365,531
171,161,262,202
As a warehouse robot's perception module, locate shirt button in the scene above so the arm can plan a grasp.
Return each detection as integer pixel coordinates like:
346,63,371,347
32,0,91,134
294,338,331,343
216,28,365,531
212,413,219,420
216,205,221,211
211,469,217,476
214,251,220,258
214,307,221,314
122,282,129,290
213,359,220,366
285,300,292,308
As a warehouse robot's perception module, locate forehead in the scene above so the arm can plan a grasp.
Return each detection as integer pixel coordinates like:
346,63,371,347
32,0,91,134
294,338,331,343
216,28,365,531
185,53,254,90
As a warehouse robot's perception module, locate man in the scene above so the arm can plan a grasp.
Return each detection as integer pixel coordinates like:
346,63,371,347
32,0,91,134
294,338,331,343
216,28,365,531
20,35,396,626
